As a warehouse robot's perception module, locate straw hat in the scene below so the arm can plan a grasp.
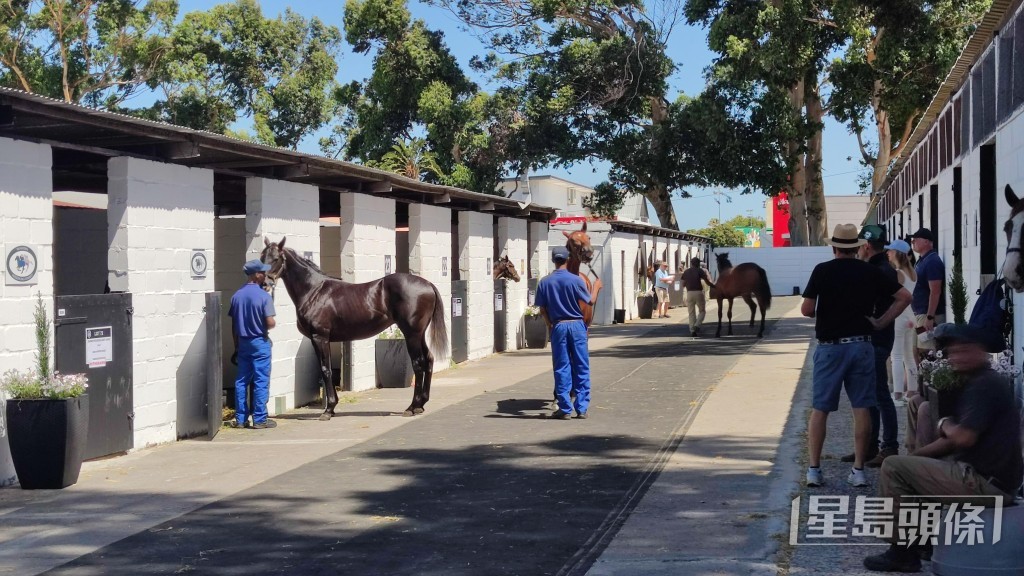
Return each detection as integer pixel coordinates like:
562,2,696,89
828,223,866,248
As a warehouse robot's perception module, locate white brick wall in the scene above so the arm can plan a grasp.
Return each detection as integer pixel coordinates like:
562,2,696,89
609,233,642,320
107,156,214,447
458,211,494,360
528,221,549,280
340,193,396,390
244,178,321,409
0,138,53,487
409,204,452,367
497,217,528,349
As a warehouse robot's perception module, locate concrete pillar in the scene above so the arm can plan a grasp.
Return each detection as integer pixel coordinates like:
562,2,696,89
244,178,321,411
0,138,54,486
107,156,214,447
528,221,549,282
409,203,452,367
458,211,494,360
319,226,343,380
340,193,395,391
497,217,528,349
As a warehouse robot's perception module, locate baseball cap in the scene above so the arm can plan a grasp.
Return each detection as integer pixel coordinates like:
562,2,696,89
551,247,570,262
858,224,887,243
933,323,985,348
884,239,911,254
908,228,934,242
243,259,271,275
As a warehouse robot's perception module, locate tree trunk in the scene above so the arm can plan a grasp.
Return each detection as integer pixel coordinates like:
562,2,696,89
786,81,809,246
644,185,678,230
643,96,679,230
805,80,828,245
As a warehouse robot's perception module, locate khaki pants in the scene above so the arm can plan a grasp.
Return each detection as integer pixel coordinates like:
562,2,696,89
685,290,706,332
914,314,946,350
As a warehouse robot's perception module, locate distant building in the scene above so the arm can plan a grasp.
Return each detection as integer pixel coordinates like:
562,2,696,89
497,175,651,223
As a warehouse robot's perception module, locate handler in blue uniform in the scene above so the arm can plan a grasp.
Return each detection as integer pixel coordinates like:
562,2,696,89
535,247,602,419
228,259,277,429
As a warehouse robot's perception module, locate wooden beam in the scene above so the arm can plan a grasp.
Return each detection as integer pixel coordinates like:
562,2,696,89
479,201,495,211
432,192,451,204
364,181,393,193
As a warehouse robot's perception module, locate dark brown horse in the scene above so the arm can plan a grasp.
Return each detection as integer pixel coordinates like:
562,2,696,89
1002,185,1024,292
563,222,602,327
492,255,521,282
259,237,449,420
711,252,772,337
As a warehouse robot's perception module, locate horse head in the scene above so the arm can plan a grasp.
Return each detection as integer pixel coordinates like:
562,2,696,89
562,221,594,264
715,252,733,273
493,255,521,282
260,236,288,293
1002,185,1024,291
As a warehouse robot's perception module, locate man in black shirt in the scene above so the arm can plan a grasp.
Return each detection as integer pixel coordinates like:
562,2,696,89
802,223,911,489
863,323,1023,572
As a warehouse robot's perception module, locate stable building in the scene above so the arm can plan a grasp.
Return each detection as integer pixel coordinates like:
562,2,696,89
0,88,554,486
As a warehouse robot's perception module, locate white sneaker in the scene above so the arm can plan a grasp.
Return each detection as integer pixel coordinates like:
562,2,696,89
806,467,824,487
847,467,869,487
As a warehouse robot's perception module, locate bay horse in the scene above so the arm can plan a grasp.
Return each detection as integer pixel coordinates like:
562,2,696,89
493,255,521,282
259,237,449,420
563,222,602,327
1002,185,1024,292
711,252,772,337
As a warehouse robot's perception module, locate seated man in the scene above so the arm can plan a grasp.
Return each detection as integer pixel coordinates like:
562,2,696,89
864,324,1023,572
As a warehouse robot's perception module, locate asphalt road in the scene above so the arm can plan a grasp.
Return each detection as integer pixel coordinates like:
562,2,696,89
44,311,780,576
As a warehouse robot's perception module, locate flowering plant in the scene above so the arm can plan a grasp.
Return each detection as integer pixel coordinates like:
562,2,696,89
919,351,962,392
635,288,653,298
990,350,1021,382
523,306,542,317
0,293,88,399
377,326,405,339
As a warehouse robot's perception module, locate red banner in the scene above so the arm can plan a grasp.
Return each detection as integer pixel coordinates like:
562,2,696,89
772,193,791,247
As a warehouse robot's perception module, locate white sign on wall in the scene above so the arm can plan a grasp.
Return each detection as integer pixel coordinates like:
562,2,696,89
190,249,208,278
86,326,113,368
452,297,463,317
494,294,503,311
5,244,39,286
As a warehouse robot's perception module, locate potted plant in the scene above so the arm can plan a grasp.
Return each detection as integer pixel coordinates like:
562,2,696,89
919,351,962,418
636,288,655,319
1,294,89,489
374,327,414,388
523,306,548,349
949,250,969,325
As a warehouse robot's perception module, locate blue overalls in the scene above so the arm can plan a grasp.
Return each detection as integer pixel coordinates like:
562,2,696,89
535,269,593,416
229,283,275,426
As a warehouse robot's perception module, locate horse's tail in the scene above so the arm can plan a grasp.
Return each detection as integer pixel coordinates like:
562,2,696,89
428,284,450,361
755,265,772,310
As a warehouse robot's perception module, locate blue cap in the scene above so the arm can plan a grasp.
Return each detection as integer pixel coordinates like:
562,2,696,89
551,247,570,262
884,239,911,254
243,259,271,275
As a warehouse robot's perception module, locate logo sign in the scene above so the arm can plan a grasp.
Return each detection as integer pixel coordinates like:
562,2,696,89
303,251,314,263
486,258,492,275
86,326,114,369
6,244,39,285
441,256,448,277
385,255,393,275
452,297,463,317
190,250,208,278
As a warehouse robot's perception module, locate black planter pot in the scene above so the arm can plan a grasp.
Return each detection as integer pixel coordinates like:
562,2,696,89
613,309,626,324
637,295,655,319
6,395,89,489
375,340,414,388
926,385,961,418
524,315,548,349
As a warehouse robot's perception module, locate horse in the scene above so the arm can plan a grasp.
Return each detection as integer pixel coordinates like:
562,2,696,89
493,255,521,282
1002,185,1024,292
563,222,602,327
259,237,449,420
711,252,772,338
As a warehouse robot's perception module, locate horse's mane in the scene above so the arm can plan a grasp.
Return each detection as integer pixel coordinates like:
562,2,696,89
283,247,330,278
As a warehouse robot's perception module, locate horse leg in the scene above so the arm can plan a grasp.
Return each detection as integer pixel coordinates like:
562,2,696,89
727,298,734,336
757,295,768,338
715,297,723,337
312,336,336,421
743,294,757,328
402,335,432,417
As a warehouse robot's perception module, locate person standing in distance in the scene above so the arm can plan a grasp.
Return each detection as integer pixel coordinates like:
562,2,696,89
680,257,715,336
535,247,602,419
907,228,945,355
229,259,278,429
654,260,673,319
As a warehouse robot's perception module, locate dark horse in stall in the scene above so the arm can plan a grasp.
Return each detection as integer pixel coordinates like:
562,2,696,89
493,255,521,282
1002,185,1024,292
711,252,772,338
260,237,449,420
563,222,602,328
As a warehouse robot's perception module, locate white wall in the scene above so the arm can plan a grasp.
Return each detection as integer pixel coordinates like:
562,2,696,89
458,211,494,359
107,156,214,447
711,247,833,296
409,203,452,368
245,178,321,411
528,221,549,281
340,193,396,389
497,217,528,349
0,137,54,487
53,207,107,296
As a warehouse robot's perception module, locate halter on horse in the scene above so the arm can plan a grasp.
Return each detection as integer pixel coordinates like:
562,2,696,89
260,237,449,420
1002,185,1024,292
711,252,772,338
563,222,602,327
492,255,521,282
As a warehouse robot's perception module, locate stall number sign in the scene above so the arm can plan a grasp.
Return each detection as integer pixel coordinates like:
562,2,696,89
441,256,448,277
452,297,463,317
494,293,503,311
385,255,393,275
528,289,536,307
86,326,113,368
190,249,208,278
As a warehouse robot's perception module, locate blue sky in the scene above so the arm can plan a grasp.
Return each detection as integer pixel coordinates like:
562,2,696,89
173,0,869,231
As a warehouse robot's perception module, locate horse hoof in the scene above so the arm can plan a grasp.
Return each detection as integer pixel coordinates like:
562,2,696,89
402,410,414,417
413,407,424,415
318,413,332,421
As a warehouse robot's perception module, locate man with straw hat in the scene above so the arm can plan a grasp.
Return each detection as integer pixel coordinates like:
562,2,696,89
801,224,912,489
